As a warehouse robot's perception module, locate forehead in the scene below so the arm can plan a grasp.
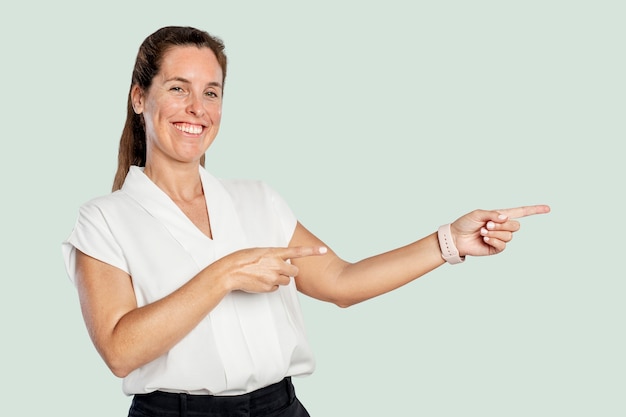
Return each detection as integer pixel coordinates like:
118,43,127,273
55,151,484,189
158,46,223,83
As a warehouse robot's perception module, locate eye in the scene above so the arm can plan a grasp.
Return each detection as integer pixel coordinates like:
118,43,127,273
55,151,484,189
205,91,219,98
169,86,185,94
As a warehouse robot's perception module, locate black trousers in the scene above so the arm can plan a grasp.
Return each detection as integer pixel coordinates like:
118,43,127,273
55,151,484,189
128,378,311,417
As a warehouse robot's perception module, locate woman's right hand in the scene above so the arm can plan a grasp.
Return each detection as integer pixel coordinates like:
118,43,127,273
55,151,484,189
75,245,327,377
215,246,328,294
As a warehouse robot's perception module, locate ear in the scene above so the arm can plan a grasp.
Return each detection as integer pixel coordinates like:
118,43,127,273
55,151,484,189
131,85,145,114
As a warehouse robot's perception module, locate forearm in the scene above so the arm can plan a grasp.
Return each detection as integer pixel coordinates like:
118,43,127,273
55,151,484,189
81,246,308,378
76,249,235,378
326,232,445,307
102,270,229,377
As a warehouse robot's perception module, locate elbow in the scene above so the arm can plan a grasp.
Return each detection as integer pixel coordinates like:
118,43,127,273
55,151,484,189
109,363,132,379
104,356,132,378
331,295,362,309
326,285,368,308
99,348,137,378
323,264,371,308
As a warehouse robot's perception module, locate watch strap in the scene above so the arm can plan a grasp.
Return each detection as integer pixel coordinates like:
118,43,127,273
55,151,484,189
437,223,465,264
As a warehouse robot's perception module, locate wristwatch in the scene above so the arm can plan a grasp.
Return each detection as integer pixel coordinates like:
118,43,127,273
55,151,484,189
437,223,465,264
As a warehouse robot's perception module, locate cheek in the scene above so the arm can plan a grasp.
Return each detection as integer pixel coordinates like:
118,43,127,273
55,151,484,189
211,104,223,122
144,103,177,136
146,95,180,120
158,101,182,120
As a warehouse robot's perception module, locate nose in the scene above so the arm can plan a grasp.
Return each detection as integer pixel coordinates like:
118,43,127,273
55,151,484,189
186,93,205,117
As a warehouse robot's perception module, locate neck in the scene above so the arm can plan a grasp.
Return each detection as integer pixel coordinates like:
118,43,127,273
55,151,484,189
143,160,203,202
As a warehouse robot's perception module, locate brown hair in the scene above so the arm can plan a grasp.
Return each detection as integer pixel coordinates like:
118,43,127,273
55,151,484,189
112,26,228,191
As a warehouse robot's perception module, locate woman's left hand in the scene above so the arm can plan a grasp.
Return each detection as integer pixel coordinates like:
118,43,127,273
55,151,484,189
451,205,550,257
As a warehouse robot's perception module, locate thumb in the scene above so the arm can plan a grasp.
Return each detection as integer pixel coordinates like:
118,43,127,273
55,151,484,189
465,209,508,225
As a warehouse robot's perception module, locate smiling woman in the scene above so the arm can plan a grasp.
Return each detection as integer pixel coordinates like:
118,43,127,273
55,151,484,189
62,25,549,417
112,26,228,192
132,46,223,171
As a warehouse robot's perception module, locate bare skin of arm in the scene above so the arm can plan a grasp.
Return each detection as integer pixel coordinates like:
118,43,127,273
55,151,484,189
75,245,326,378
291,205,551,307
75,204,549,377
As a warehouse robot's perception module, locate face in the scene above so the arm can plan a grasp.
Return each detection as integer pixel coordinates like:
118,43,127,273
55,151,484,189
132,46,223,166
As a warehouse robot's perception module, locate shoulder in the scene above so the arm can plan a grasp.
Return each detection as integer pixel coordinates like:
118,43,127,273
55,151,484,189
76,190,138,220
81,190,138,209
219,178,271,198
215,177,297,244
217,178,289,209
199,166,277,200
80,190,127,208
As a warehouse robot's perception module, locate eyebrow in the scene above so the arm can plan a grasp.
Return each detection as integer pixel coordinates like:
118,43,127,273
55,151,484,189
165,76,222,89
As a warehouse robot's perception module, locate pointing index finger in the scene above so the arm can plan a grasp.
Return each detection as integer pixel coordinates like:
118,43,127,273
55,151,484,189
497,204,551,219
278,246,328,260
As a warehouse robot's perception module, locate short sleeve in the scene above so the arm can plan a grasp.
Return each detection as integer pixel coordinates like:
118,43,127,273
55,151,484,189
263,183,298,243
61,201,129,285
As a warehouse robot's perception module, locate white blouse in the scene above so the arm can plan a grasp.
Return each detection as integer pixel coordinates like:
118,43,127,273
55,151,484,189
62,166,315,396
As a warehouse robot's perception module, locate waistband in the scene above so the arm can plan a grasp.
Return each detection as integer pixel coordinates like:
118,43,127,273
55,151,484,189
130,378,296,416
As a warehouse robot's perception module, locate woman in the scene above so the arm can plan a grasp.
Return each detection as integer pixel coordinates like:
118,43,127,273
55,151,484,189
63,26,550,416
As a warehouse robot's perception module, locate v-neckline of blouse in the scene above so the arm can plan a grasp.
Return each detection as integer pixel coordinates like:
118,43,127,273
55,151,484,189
121,166,250,261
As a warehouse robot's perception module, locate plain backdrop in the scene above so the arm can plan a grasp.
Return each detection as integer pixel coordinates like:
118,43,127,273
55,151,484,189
1,1,624,416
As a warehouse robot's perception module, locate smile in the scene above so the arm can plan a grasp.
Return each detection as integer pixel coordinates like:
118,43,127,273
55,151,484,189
173,123,204,135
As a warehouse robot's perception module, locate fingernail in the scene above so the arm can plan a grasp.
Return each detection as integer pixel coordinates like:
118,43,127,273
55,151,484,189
487,221,495,230
483,236,490,242
481,227,488,235
498,214,507,220
319,247,328,254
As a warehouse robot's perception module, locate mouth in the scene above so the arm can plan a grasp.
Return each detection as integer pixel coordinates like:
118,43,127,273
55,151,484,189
173,122,204,135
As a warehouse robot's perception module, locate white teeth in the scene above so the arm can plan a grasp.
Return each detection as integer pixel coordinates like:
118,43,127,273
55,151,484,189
174,123,203,134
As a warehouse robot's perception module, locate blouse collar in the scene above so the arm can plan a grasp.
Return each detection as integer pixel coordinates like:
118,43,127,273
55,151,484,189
121,165,249,266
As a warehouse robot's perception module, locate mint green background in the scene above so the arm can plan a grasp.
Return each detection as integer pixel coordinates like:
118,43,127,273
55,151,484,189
1,1,624,416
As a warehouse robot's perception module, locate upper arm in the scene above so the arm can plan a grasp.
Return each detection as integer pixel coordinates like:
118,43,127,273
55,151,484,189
74,249,137,355
289,222,349,304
